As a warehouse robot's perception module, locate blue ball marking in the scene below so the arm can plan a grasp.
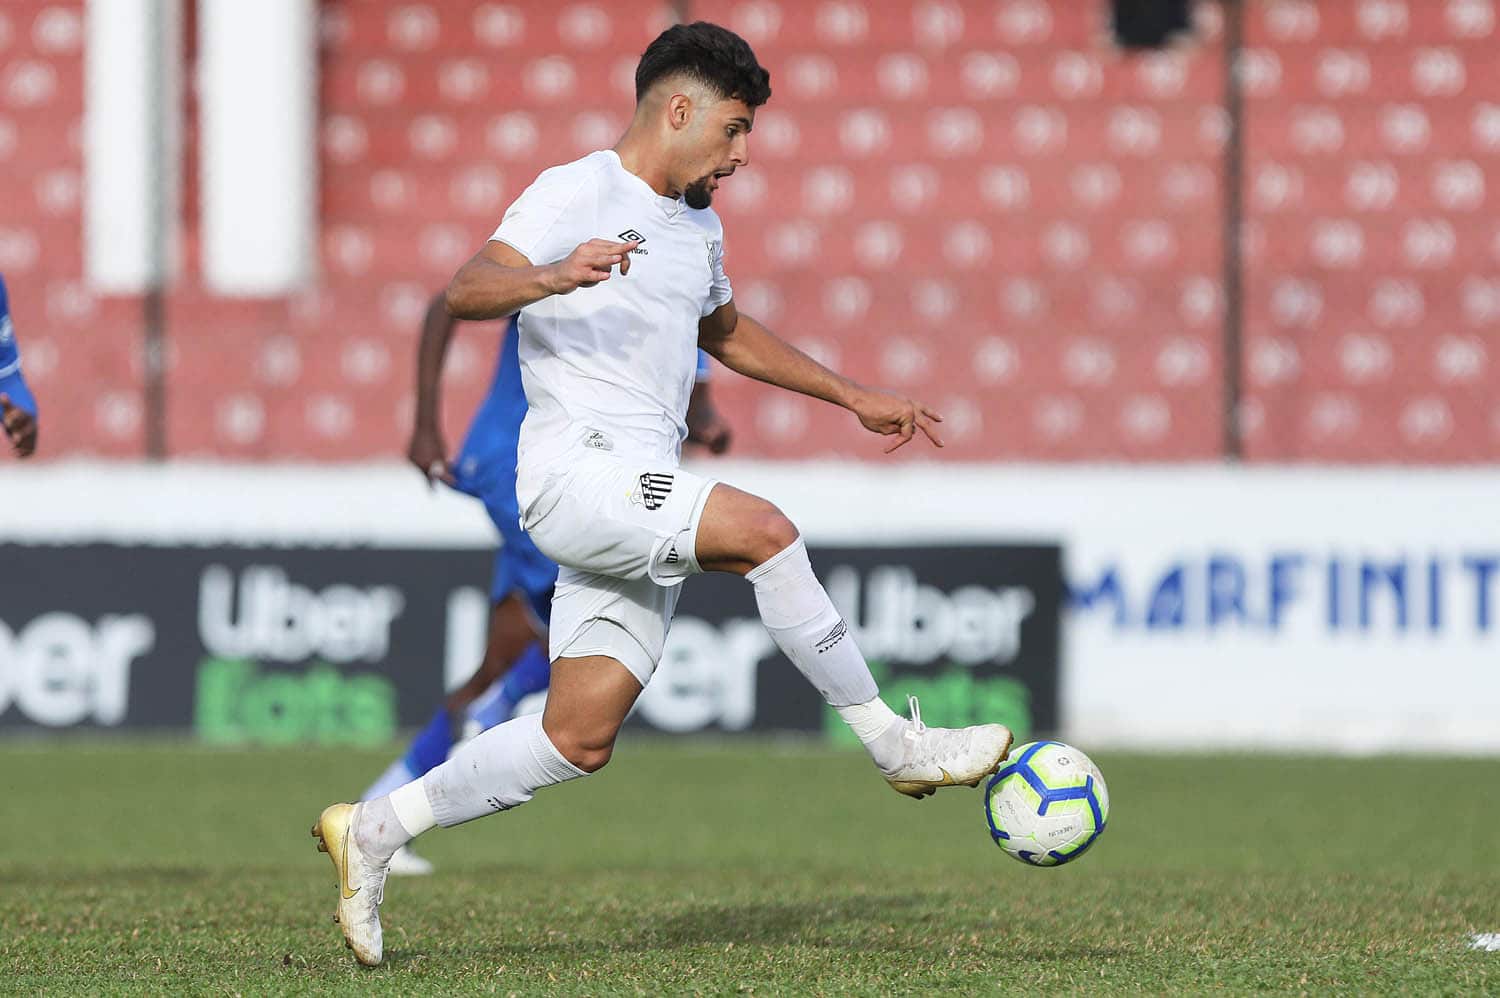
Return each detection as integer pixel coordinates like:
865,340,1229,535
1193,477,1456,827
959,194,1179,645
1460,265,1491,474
985,742,1109,864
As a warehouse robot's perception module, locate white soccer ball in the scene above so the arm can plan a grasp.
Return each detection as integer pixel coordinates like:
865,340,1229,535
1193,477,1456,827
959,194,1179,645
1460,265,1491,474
984,740,1109,866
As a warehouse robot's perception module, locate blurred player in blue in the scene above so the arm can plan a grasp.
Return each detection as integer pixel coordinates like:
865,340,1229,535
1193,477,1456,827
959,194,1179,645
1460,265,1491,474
359,292,730,874
0,274,40,459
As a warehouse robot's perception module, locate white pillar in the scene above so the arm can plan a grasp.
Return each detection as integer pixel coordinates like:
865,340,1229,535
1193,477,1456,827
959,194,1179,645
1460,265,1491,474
198,0,317,296
84,0,181,293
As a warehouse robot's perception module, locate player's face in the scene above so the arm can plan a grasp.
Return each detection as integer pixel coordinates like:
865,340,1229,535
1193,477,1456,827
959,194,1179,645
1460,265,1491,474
680,98,753,210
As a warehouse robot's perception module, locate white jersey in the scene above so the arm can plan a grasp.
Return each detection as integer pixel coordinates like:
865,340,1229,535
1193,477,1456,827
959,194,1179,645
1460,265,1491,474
491,149,733,468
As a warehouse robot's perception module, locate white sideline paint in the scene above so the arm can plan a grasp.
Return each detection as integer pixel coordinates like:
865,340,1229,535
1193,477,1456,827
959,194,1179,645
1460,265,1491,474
3,460,1498,754
1471,934,1500,952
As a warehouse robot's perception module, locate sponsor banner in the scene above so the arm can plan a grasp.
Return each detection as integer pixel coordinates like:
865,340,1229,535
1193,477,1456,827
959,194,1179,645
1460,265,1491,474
692,464,1500,754
1064,528,1500,754
643,545,1064,743
0,545,488,742
5,462,1496,752
0,542,1063,744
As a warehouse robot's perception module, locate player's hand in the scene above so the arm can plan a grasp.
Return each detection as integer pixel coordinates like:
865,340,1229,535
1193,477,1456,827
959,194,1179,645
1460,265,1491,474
407,424,454,488
686,404,732,455
850,387,944,453
1,394,37,458
546,239,636,294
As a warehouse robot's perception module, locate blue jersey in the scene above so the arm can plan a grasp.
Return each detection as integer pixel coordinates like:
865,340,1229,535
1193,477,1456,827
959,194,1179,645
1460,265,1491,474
0,274,38,417
452,317,528,495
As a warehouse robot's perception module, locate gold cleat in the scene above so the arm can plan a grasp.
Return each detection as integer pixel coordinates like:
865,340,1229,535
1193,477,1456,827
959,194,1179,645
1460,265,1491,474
881,696,1013,799
311,802,387,967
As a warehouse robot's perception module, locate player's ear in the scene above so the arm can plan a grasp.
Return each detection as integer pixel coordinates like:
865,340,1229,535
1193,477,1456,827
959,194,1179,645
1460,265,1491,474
667,92,692,131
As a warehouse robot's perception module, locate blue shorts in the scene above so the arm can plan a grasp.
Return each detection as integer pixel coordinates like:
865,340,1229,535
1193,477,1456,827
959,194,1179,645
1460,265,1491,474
452,454,557,625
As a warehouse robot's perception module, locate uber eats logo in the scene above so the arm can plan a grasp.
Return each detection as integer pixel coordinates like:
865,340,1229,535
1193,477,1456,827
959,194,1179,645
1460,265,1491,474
0,613,156,727
193,566,403,745
820,564,1038,744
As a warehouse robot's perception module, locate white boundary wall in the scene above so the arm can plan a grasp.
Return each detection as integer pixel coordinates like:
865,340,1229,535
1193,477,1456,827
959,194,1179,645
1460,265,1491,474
3,460,1497,754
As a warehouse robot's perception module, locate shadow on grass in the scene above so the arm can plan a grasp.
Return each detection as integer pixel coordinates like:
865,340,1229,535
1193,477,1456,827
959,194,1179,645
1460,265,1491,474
379,893,1127,966
0,866,215,888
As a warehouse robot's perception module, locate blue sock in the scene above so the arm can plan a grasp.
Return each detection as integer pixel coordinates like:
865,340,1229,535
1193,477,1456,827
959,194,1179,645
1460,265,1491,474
402,708,455,777
471,643,552,731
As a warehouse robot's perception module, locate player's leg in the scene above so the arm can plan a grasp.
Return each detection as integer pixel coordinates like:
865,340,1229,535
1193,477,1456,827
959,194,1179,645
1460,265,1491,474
376,573,656,842
315,652,637,966
358,654,635,858
360,591,539,803
315,563,659,965
694,483,1013,797
362,551,548,875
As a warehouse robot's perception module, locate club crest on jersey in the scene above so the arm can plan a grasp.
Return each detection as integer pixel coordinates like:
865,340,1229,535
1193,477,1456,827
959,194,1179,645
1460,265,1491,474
618,229,649,254
636,472,674,510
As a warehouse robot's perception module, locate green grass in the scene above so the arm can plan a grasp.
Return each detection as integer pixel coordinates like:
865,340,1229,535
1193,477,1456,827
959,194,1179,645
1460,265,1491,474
1,737,1497,995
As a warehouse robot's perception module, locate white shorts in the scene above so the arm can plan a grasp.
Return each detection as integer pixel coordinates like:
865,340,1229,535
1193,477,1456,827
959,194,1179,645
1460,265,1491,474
518,431,717,687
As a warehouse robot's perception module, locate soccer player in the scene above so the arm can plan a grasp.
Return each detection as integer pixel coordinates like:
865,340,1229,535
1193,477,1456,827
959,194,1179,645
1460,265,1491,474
313,22,1012,966
361,293,732,876
0,274,39,459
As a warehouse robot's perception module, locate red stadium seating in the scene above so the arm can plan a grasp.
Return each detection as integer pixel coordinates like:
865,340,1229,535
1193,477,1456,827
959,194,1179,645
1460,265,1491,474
2,0,1496,461
1242,0,1500,461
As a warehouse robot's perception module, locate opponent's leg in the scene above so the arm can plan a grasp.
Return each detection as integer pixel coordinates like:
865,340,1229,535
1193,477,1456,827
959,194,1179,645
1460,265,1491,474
446,590,544,714
695,484,1012,798
468,641,552,731
313,655,637,965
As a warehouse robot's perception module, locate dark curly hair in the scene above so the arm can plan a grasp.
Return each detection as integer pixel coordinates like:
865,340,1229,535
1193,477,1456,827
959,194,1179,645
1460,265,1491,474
634,21,771,107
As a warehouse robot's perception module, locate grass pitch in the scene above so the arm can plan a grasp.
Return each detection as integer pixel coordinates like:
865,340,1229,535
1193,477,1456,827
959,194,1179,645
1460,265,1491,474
1,737,1496,995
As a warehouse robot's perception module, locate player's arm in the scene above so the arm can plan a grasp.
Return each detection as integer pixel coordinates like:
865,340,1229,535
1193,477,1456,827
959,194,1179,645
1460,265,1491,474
0,277,39,459
0,392,37,459
444,238,638,321
699,301,943,452
408,293,459,485
685,353,731,454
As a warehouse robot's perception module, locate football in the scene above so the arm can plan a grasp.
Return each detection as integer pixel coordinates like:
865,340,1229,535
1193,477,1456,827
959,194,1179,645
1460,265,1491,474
984,741,1109,866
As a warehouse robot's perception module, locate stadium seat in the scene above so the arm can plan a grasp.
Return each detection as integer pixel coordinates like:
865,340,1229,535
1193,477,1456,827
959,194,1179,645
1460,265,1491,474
7,0,1496,461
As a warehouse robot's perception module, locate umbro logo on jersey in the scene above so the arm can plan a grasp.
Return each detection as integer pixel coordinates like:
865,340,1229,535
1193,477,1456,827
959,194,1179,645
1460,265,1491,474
815,619,849,654
619,229,649,254
638,472,673,510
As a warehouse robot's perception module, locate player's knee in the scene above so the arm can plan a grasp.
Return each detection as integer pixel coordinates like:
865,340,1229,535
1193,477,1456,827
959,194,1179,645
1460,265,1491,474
548,726,617,774
747,507,800,566
569,742,614,773
560,740,614,773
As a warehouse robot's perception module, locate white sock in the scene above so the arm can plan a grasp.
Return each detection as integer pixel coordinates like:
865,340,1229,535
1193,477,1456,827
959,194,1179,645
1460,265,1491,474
748,536,884,713
389,777,436,839
421,712,585,827
837,696,902,744
354,795,415,864
361,757,417,802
